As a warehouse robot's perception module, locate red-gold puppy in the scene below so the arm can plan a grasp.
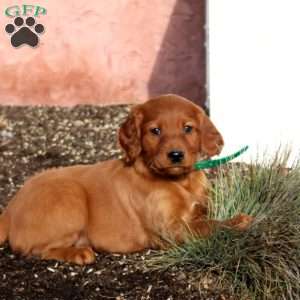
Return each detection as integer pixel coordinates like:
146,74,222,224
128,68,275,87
0,94,252,264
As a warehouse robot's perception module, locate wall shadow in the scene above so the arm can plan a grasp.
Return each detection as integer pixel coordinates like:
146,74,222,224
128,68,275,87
148,0,206,109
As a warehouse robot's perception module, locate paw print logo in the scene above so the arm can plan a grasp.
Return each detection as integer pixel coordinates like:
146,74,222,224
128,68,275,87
5,17,45,48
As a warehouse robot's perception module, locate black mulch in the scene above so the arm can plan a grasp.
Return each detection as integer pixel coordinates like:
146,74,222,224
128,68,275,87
0,106,234,300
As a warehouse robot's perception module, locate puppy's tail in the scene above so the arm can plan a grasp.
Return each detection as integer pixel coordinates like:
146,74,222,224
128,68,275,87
0,211,9,245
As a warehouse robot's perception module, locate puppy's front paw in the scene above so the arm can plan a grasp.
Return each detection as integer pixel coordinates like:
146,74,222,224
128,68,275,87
229,213,254,231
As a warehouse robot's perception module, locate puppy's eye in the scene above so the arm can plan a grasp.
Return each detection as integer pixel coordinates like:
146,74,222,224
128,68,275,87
183,125,193,134
150,128,161,136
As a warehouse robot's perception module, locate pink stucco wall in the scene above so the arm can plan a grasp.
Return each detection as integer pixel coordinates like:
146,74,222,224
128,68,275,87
0,0,205,106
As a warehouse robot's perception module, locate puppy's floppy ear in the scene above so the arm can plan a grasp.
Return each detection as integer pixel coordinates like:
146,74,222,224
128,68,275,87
119,106,143,164
198,110,224,157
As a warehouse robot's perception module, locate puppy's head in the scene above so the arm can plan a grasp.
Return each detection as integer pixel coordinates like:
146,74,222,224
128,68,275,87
119,94,224,176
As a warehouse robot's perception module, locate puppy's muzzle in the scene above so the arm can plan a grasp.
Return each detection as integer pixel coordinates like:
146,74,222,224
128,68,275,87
167,150,185,164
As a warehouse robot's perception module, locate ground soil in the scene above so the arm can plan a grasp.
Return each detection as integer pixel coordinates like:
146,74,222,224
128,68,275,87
0,106,233,300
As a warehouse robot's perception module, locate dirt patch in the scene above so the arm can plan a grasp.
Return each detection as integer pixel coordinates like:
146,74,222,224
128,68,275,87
0,106,233,300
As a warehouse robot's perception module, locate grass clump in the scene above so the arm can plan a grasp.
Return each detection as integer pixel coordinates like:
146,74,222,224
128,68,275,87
148,151,300,299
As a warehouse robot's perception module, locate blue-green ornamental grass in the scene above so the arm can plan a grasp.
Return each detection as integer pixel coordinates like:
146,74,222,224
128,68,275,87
147,149,300,299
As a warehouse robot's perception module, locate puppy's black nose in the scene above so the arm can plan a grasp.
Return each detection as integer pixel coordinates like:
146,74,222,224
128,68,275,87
167,150,185,164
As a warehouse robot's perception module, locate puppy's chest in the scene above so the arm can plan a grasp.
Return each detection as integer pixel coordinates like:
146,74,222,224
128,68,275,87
172,174,210,216
146,175,208,214
178,172,209,199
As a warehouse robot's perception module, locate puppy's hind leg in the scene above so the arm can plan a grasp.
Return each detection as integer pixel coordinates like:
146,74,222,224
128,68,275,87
36,232,95,265
42,245,95,265
8,179,95,264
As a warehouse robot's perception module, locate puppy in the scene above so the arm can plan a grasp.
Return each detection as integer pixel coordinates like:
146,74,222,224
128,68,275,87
0,94,252,264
